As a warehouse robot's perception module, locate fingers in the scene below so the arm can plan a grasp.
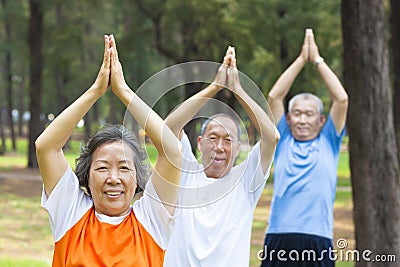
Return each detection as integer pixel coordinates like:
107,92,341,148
226,46,240,91
308,29,317,47
306,28,320,61
103,35,111,64
230,47,237,69
222,47,231,66
104,35,110,52
109,34,119,63
301,28,315,62
222,46,237,69
306,28,315,46
306,28,313,37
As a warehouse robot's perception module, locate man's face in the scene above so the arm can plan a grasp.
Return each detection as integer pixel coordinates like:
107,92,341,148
287,99,325,141
197,116,241,178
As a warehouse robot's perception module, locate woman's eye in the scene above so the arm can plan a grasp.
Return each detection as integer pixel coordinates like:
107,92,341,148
96,167,107,171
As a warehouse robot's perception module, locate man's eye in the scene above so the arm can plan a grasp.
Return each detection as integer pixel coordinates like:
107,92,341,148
120,166,130,170
96,167,107,171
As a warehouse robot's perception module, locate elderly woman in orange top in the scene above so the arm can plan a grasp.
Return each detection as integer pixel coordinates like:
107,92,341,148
35,35,182,267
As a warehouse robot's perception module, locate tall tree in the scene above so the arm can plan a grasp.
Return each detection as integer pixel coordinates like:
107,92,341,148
342,1,400,266
27,0,43,168
1,0,16,151
390,0,400,162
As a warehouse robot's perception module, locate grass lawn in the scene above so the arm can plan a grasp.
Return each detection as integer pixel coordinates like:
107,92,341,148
0,137,354,266
0,258,51,267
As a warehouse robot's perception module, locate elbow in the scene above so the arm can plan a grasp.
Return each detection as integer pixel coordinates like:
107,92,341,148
338,93,349,108
268,93,284,109
35,135,45,155
274,128,280,144
164,117,182,138
262,127,280,148
267,93,278,104
169,141,183,159
164,142,183,169
338,87,349,104
35,133,54,156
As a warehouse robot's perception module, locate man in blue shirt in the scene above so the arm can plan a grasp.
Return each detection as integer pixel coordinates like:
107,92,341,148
260,29,348,267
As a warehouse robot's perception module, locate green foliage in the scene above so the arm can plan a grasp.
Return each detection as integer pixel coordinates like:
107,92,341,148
0,0,344,163
232,0,342,107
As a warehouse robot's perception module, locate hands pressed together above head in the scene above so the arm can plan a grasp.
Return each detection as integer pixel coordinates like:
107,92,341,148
300,28,322,65
212,45,243,93
92,34,129,98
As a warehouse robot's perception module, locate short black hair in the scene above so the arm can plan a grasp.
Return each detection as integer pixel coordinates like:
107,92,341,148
75,124,149,196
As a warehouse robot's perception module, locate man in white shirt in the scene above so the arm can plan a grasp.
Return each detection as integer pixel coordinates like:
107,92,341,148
164,46,279,266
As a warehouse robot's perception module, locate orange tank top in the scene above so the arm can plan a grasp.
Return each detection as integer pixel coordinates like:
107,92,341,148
52,207,165,267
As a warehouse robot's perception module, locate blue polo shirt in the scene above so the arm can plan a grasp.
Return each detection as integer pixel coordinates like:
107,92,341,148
267,114,345,239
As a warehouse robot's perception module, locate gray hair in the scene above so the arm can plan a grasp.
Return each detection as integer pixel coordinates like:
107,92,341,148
75,124,149,197
200,113,241,140
288,93,324,115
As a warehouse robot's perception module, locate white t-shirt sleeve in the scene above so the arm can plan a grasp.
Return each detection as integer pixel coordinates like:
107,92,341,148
41,165,93,242
180,131,198,164
133,179,178,250
236,141,271,206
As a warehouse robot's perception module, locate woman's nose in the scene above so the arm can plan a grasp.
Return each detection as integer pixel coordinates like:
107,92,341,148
107,169,121,184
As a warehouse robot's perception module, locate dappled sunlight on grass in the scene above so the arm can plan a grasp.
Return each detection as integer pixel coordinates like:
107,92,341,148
0,192,53,264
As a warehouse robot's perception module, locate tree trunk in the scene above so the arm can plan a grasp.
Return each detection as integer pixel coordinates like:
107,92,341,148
342,1,400,266
16,77,24,137
1,0,16,151
391,0,400,163
0,109,5,154
27,0,43,168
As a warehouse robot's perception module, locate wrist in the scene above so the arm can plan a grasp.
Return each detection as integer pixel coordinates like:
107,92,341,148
296,56,308,66
88,85,106,98
314,56,324,66
210,81,224,91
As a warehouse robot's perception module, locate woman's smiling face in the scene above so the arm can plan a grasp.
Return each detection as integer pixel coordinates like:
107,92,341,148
88,141,137,216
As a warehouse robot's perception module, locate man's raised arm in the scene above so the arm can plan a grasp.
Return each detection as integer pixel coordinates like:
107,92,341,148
228,48,279,174
165,47,233,139
308,29,348,133
268,30,310,123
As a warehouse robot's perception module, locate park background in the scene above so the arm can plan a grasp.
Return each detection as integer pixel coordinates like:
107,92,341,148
0,0,399,266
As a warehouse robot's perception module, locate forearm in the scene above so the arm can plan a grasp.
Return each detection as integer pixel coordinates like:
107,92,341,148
234,87,279,173
36,86,103,195
268,57,306,121
317,62,348,103
234,87,278,144
165,83,221,137
115,85,181,158
36,87,102,153
268,56,306,101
